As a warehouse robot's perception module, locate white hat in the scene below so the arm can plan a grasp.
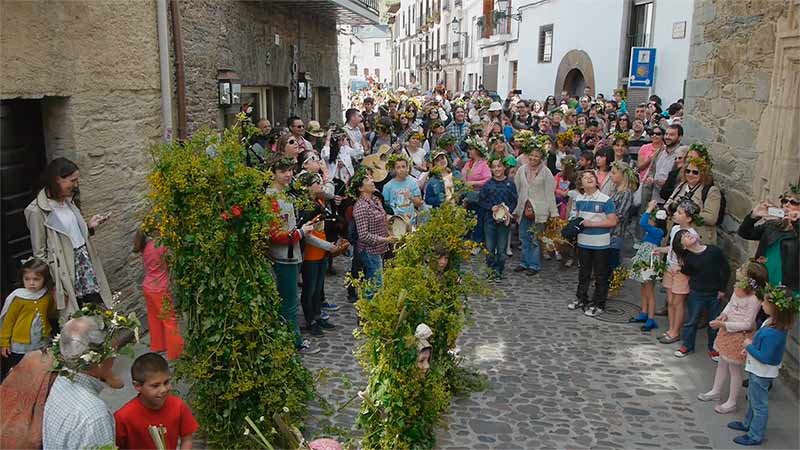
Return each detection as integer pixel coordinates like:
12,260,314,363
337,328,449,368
488,101,503,112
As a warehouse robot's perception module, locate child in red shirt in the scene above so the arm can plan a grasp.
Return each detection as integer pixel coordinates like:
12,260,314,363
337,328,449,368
115,353,198,450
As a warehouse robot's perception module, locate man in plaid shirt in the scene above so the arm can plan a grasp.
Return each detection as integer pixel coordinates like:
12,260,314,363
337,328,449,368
352,174,393,299
445,105,468,144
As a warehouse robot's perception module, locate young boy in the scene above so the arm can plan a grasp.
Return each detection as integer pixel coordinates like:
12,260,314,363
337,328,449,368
382,157,422,224
115,353,198,450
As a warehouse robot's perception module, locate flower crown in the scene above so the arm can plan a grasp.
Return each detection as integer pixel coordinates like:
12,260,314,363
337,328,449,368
556,130,575,147
437,134,456,148
348,168,370,198
488,154,512,169
764,284,800,313
514,130,549,156
51,302,140,378
689,143,712,164
612,131,629,143
686,156,711,173
387,153,412,169
611,161,638,189
464,135,488,155
409,131,425,141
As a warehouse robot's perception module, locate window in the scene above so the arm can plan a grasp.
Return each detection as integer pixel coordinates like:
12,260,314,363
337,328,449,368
375,68,380,79
538,24,553,63
363,68,369,77
374,42,380,56
625,1,654,75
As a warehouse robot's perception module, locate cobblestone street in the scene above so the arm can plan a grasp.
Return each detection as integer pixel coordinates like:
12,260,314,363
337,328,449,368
299,249,800,449
102,248,799,450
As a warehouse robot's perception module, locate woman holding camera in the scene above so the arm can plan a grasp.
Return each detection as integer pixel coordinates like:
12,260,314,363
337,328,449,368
737,187,800,292
663,157,721,244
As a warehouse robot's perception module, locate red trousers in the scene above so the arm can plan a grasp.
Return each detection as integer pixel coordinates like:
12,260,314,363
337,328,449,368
143,289,184,360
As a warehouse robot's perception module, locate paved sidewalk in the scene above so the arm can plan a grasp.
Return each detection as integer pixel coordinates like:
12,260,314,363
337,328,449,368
102,251,799,449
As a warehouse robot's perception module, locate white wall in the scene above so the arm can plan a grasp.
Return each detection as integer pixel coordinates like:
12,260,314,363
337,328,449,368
352,36,392,85
651,0,693,104
517,0,626,101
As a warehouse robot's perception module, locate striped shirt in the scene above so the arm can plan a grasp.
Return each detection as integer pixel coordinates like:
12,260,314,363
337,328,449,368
573,190,616,249
44,373,115,450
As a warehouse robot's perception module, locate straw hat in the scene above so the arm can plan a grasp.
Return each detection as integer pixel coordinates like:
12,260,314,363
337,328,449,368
306,120,325,138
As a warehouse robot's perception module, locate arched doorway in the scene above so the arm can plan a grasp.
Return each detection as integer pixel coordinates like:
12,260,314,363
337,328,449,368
563,68,586,97
553,50,596,98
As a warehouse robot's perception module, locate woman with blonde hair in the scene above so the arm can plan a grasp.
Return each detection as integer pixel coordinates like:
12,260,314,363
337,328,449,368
664,154,721,244
608,161,638,272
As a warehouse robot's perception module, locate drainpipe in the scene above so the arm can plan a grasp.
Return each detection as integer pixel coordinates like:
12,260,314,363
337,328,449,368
170,0,188,140
156,0,173,142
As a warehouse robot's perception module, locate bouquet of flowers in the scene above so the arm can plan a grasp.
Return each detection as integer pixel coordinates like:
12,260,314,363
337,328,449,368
609,266,631,297
534,217,571,253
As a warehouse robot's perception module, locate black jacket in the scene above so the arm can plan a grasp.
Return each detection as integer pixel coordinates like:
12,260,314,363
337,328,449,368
738,213,799,291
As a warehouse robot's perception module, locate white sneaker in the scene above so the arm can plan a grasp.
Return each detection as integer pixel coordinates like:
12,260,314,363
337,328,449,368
298,339,320,355
555,252,562,261
567,301,584,310
584,306,603,317
506,248,513,256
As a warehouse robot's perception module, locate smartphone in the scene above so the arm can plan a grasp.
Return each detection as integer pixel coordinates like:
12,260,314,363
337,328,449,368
767,207,784,218
512,89,522,95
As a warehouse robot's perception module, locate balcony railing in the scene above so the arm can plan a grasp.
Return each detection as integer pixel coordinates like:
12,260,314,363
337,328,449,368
477,15,513,39
355,0,378,11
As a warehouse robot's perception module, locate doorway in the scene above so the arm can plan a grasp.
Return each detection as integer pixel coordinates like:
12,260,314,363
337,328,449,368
1,99,47,298
563,68,586,97
482,55,499,91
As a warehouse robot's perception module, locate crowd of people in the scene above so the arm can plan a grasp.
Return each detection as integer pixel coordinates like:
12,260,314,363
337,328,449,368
0,80,797,448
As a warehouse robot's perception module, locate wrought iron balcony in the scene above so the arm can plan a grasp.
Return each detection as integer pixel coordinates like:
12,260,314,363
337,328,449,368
265,0,379,25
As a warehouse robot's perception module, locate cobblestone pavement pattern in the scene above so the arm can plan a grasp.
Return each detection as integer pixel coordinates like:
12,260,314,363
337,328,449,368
103,249,799,449
301,250,799,450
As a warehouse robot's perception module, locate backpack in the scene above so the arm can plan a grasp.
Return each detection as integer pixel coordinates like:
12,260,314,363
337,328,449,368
702,184,726,226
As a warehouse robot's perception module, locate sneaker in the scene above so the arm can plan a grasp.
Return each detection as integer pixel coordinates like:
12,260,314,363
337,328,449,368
298,340,320,355
506,249,513,257
310,321,324,336
555,252,562,261
322,302,340,311
674,346,692,358
709,350,720,362
628,312,648,323
320,311,330,320
733,435,762,446
317,318,336,330
640,318,659,332
658,334,681,344
564,258,574,268
727,421,748,432
584,306,603,317
567,300,586,310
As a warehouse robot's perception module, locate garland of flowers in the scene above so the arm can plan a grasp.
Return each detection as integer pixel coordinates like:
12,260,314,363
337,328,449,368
513,130,549,157
145,117,314,448
352,204,487,450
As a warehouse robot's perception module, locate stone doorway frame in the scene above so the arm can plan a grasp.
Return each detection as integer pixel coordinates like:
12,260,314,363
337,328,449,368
554,50,596,97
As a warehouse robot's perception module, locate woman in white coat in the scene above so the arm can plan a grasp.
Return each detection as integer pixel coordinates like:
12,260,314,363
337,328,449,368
513,147,559,275
25,158,112,318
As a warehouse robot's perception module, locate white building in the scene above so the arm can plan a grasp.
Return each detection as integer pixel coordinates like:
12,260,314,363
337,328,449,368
347,25,392,89
513,0,693,104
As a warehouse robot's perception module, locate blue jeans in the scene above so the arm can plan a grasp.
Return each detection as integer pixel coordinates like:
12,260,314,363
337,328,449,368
467,204,485,244
681,290,722,353
743,373,771,442
484,219,510,276
358,249,383,300
518,216,542,271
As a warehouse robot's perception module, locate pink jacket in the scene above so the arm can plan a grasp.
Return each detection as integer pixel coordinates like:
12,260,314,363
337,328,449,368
464,158,491,188
721,292,760,332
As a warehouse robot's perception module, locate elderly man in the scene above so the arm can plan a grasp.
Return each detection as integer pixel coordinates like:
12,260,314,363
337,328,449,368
43,315,126,450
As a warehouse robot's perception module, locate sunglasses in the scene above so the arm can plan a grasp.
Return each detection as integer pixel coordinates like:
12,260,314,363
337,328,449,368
686,169,701,175
293,124,305,129
287,139,297,145
651,131,663,136
780,197,800,206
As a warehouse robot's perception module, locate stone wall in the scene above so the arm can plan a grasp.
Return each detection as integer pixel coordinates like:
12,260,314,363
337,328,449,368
1,0,164,318
683,0,799,388
178,0,343,132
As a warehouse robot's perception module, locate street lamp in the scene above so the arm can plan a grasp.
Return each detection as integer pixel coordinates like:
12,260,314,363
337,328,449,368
495,0,521,21
451,17,468,37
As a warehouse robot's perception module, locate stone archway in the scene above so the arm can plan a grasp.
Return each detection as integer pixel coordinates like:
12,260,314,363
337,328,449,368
554,50,596,98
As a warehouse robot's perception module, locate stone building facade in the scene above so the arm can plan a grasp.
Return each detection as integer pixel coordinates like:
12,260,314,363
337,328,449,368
683,0,800,383
1,0,377,317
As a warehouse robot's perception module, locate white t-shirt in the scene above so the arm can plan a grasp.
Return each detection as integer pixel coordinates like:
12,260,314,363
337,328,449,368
745,319,782,378
666,225,698,267
49,199,85,249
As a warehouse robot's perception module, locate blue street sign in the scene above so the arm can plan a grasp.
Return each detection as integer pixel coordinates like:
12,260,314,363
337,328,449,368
628,47,656,88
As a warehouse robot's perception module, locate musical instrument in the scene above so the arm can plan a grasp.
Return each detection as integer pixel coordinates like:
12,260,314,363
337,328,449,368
361,144,391,182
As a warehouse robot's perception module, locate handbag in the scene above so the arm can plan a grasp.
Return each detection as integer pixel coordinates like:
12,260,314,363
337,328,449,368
523,200,536,221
